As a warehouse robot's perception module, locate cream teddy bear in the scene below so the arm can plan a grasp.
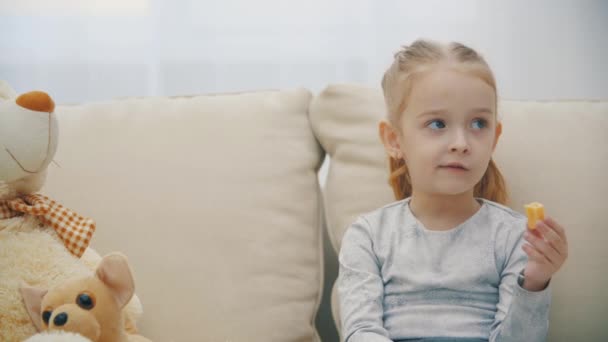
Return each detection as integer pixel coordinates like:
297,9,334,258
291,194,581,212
24,331,93,342
0,80,143,341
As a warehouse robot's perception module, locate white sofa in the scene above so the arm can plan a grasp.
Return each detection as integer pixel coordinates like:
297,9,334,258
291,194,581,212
43,84,607,342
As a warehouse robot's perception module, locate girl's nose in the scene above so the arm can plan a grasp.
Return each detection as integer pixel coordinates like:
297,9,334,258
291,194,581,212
450,131,470,153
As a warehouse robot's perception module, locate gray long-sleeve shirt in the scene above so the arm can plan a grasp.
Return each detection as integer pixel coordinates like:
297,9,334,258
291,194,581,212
338,198,551,342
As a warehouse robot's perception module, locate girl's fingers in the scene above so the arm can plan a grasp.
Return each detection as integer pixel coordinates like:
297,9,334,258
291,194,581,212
544,216,568,244
535,221,566,255
522,243,551,265
524,232,560,266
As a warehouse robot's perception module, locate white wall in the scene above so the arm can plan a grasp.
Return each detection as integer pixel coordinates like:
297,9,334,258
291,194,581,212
1,0,606,104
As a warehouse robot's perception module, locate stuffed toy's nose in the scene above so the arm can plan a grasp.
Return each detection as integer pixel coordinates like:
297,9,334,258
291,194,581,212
53,312,68,326
16,91,55,113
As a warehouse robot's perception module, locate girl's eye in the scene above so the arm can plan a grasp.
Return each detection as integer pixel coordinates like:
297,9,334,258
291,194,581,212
472,118,488,129
427,119,446,130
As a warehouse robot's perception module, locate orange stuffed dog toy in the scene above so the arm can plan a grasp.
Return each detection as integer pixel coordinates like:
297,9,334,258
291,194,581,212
21,252,151,342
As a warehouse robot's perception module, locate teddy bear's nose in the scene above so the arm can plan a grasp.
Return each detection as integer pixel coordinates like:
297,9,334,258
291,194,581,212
53,312,68,326
15,91,55,113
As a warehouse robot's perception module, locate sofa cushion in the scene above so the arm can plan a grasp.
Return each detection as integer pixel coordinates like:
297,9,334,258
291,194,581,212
310,83,608,341
310,84,394,253
44,89,325,342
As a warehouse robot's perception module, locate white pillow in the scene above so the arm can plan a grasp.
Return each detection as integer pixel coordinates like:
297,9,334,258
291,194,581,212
45,89,325,342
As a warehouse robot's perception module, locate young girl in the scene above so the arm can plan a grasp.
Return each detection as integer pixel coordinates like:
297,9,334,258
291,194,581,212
337,40,569,342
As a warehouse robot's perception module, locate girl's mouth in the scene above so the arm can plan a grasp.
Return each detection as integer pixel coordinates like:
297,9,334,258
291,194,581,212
439,165,468,171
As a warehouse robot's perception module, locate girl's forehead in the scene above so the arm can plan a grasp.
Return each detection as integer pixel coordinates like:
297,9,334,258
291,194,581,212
406,68,496,112
410,69,496,102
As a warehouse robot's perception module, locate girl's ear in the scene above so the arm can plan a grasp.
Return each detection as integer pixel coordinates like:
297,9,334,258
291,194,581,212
379,120,403,159
492,122,502,151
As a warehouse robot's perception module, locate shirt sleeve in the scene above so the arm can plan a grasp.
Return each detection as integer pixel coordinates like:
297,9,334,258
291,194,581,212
337,217,393,342
490,219,552,342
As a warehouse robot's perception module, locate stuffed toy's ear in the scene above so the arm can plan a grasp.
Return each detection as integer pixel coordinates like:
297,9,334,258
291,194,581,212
95,252,135,308
0,80,17,100
20,285,49,332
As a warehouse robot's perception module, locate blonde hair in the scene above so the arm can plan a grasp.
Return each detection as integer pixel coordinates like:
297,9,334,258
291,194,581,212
381,39,508,205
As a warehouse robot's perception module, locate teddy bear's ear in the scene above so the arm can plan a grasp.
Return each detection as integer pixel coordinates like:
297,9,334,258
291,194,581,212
0,80,17,100
20,285,48,332
95,252,135,308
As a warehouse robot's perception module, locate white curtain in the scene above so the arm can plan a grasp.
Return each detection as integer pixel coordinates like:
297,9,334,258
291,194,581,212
1,0,606,104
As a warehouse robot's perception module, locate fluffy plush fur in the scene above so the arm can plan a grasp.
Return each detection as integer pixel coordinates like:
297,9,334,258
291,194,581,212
24,331,93,342
0,81,142,341
21,253,151,342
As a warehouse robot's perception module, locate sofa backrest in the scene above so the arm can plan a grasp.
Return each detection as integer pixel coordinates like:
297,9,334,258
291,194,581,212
44,89,326,342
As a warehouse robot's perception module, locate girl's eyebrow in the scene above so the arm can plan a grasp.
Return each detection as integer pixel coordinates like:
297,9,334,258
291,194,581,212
416,107,493,118
471,107,494,116
416,109,447,118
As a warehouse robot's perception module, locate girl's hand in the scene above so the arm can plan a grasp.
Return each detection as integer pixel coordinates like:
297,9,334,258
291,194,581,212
521,217,569,291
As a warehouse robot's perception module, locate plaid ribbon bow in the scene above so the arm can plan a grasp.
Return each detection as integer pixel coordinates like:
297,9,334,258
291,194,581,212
0,194,95,257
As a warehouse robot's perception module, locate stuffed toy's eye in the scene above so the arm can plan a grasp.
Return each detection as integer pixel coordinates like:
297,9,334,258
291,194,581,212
42,310,52,325
76,292,95,310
